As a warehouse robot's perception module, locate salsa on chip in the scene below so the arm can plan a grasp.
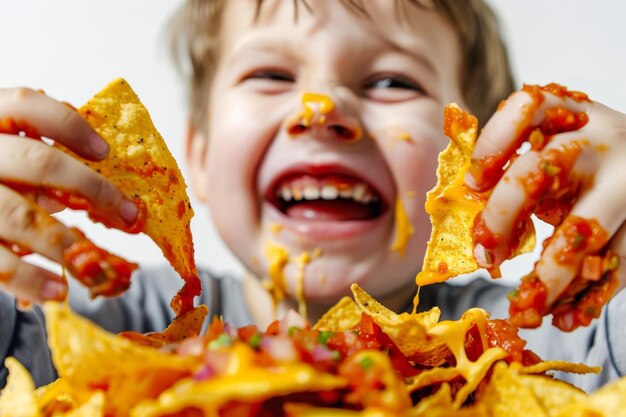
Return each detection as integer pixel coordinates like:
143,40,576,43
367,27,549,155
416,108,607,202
0,284,621,417
0,79,200,315
417,87,620,332
1,81,625,416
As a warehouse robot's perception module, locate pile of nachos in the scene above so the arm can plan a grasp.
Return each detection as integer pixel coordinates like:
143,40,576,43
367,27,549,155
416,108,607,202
1,80,625,417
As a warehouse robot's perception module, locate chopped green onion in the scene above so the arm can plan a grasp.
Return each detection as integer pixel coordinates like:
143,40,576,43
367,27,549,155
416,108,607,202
318,331,334,346
208,334,231,350
248,333,262,349
359,356,374,369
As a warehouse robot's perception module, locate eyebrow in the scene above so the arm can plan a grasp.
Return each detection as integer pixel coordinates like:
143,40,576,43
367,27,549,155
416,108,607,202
227,35,298,68
379,35,437,76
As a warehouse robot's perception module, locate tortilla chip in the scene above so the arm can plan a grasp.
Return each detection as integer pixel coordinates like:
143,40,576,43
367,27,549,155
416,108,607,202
518,360,601,376
64,78,197,294
313,296,362,331
0,358,39,417
131,358,347,417
34,378,76,415
61,392,105,417
408,384,488,417
518,374,586,416
477,361,548,417
555,376,626,417
415,104,535,286
415,104,483,286
285,404,394,417
351,284,446,364
121,305,209,347
43,302,199,416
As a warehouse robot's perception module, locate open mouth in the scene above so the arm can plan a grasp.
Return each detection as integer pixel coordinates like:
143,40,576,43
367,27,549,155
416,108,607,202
267,173,386,221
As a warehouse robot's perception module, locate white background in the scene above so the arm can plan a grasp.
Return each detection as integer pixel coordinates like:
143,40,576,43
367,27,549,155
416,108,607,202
1,1,625,282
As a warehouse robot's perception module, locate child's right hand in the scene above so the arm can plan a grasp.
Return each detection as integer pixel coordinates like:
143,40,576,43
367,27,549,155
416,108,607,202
0,87,138,304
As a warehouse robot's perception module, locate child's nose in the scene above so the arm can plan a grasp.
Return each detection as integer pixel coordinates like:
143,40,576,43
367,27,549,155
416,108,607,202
285,92,362,142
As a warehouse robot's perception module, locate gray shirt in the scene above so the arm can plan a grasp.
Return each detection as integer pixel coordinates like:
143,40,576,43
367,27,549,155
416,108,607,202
1,265,624,392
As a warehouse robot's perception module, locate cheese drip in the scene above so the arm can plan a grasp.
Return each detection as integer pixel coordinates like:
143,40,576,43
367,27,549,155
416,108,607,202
390,197,414,256
262,240,313,320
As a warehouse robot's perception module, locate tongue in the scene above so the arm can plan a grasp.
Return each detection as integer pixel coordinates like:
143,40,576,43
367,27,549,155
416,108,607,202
285,200,377,221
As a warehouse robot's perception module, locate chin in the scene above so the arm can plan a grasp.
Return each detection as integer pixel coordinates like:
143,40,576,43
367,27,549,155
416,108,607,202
274,250,413,303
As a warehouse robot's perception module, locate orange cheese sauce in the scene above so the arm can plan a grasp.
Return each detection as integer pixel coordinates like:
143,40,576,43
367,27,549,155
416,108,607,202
262,240,314,320
302,92,334,124
390,197,414,256
294,251,312,319
262,240,290,311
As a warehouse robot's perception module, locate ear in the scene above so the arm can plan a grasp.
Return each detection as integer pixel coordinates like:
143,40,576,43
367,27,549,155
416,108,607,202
185,120,210,203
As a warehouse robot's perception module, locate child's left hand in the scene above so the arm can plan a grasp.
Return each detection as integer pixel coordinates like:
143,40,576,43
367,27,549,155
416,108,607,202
465,85,626,308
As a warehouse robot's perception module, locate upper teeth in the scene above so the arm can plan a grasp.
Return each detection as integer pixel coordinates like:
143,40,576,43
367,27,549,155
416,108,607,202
279,183,378,204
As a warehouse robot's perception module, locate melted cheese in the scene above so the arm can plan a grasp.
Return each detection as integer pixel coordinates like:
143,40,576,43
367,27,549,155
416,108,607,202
428,308,507,408
269,223,283,234
262,240,290,310
390,197,414,256
262,241,313,319
393,131,412,142
294,252,312,319
300,92,335,126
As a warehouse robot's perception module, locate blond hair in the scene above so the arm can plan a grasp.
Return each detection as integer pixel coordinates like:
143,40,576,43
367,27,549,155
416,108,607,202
170,0,515,133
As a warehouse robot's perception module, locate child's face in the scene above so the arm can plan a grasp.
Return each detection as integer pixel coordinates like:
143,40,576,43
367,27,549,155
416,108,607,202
196,0,465,302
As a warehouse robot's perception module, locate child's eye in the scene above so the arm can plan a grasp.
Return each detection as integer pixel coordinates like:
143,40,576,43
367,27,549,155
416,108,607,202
247,70,294,82
363,74,427,102
241,70,295,94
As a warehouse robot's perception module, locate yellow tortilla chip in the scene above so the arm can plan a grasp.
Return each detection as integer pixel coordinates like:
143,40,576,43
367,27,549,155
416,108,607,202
351,284,506,408
518,360,601,376
285,404,394,417
518,374,587,416
554,376,626,417
313,296,362,331
416,104,535,286
477,361,548,417
0,357,39,417
351,284,446,363
131,360,347,417
34,378,76,415
407,384,488,417
415,104,484,286
43,302,199,417
66,78,197,295
62,392,105,417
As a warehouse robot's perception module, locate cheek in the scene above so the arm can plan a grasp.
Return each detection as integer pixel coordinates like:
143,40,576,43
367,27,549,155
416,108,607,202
204,92,280,262
373,117,446,251
206,95,266,258
206,91,279,195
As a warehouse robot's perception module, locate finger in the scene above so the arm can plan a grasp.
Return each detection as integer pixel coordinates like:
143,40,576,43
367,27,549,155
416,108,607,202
36,194,67,214
467,85,590,191
0,137,138,228
474,134,592,269
0,245,68,302
0,87,108,160
536,186,625,306
0,184,77,262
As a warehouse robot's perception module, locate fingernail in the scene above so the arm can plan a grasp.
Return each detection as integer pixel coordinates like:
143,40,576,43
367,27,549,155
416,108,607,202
474,243,493,268
40,280,68,301
120,199,138,224
89,132,109,159
464,171,478,190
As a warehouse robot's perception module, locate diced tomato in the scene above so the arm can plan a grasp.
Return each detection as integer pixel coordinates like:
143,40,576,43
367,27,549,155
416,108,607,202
508,274,548,329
